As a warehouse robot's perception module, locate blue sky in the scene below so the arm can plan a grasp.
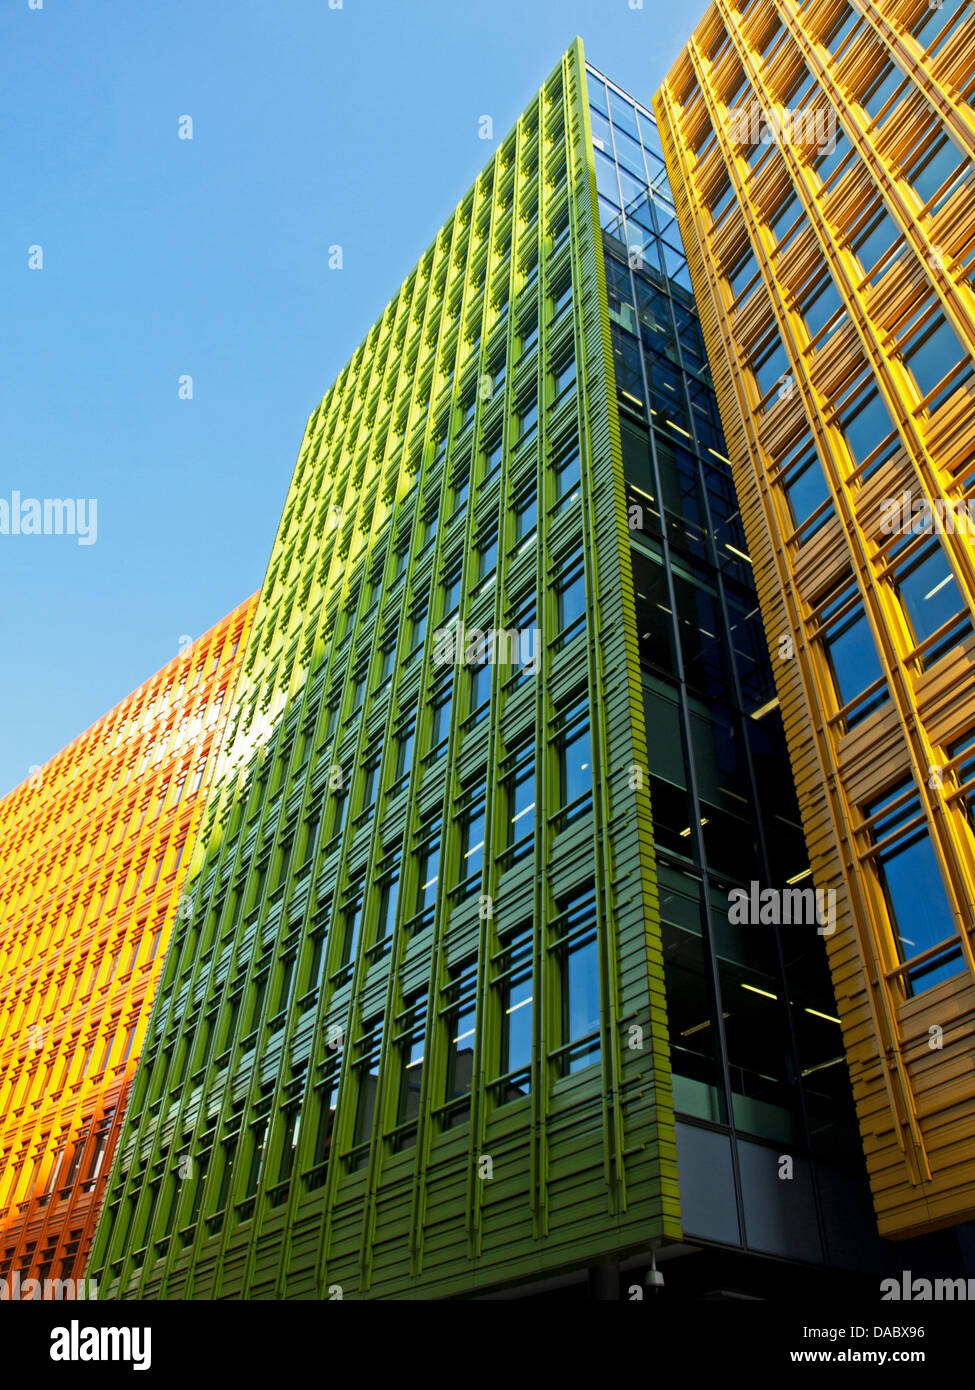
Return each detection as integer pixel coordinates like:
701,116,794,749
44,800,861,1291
0,0,693,798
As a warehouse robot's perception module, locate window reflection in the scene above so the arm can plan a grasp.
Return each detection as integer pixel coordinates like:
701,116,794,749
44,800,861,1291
554,888,601,1076
864,783,963,994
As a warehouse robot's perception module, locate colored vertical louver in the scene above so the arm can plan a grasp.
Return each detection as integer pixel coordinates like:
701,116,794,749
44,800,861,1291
0,597,256,1293
86,35,878,1301
655,0,975,1236
86,40,687,1301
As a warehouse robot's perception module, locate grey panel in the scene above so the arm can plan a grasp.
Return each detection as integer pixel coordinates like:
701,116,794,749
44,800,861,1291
739,1138,822,1262
675,1121,741,1246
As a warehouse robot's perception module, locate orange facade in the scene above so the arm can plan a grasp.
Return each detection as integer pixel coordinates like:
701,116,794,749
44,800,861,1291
0,597,256,1296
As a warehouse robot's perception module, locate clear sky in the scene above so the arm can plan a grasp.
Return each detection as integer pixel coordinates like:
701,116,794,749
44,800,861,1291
0,0,694,799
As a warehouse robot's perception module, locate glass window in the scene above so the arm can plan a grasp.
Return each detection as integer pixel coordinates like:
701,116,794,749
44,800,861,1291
481,431,503,482
768,190,801,247
860,62,902,122
503,747,535,860
394,719,415,786
673,559,730,697
557,702,593,815
443,961,478,1121
339,893,363,969
727,249,759,299
517,395,538,441
613,125,647,184
865,784,962,993
394,991,426,1147
323,703,339,741
351,1019,383,1158
661,899,726,1123
458,386,477,428
555,562,586,639
305,1066,339,1188
513,488,537,544
476,532,497,586
782,450,830,530
375,870,400,944
612,321,646,410
494,926,533,1098
389,544,408,583
718,950,801,1144
374,645,395,693
506,581,537,648
275,954,297,1015
707,171,735,224
814,128,848,186
610,94,643,149
839,387,893,467
442,565,462,618
564,936,600,1061
242,1120,269,1202
410,607,428,652
895,541,968,655
415,836,440,913
725,586,774,712
901,312,966,402
470,658,491,718
554,889,601,1076
458,790,487,882
851,205,899,276
798,272,844,338
487,345,506,396
347,669,367,716
40,1144,66,1203
307,929,327,997
588,74,610,119
551,275,573,318
590,108,614,154
552,352,576,399
519,308,538,356
632,547,677,676
246,972,268,1033
554,442,582,508
429,689,452,752
84,1109,115,1186
779,56,815,108
722,63,749,113
274,1102,302,1195
911,0,966,48
948,730,975,830
905,131,966,206
451,465,469,513
821,584,886,716
741,125,770,175
594,149,621,205
751,334,789,399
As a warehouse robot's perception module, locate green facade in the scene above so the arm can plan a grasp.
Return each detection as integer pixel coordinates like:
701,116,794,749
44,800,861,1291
86,39,682,1300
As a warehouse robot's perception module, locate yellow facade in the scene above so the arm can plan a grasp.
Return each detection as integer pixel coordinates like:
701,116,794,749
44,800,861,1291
0,597,256,1292
655,0,975,1236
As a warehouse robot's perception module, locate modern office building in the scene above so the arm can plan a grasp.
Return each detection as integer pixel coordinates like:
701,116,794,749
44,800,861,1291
0,598,255,1295
82,39,958,1301
655,0,975,1238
